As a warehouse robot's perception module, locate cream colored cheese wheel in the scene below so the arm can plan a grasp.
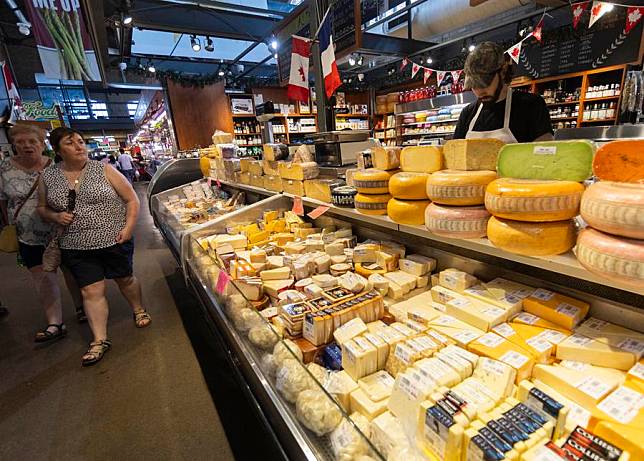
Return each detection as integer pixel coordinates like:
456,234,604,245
580,181,644,240
487,216,576,256
387,198,430,225
426,170,497,206
424,203,490,239
389,172,430,200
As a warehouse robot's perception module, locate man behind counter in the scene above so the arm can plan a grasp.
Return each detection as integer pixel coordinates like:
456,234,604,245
453,41,554,143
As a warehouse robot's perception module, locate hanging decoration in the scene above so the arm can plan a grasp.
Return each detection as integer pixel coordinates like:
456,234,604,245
531,18,544,41
450,70,463,84
411,62,421,78
589,1,614,28
436,70,448,86
507,41,523,64
572,2,590,29
423,68,433,84
591,4,644,68
400,58,410,71
504,9,548,63
625,6,643,34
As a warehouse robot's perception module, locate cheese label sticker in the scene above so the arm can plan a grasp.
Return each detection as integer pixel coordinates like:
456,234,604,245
531,288,555,302
330,421,355,454
596,386,644,424
481,357,509,376
560,360,590,372
568,402,591,428
395,344,413,365
215,271,230,294
478,333,506,348
452,330,480,345
582,317,608,330
617,338,644,358
567,334,592,346
526,336,553,353
450,298,471,308
415,336,437,351
429,330,449,344
629,362,644,381
533,145,557,155
399,374,421,400
531,445,568,461
513,288,535,299
538,329,567,344
499,350,530,369
482,307,505,318
575,376,612,400
435,315,457,326
376,371,395,388
515,312,539,324
493,323,516,338
364,263,381,270
555,302,580,318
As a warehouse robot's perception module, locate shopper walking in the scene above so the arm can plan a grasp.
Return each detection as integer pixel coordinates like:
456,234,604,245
117,148,135,183
38,127,151,366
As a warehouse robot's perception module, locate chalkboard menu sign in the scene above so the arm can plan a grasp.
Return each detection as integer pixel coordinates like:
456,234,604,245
330,0,358,56
516,9,642,80
276,5,311,85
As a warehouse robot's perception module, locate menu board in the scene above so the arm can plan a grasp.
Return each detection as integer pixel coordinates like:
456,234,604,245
276,5,311,85
516,10,642,79
330,0,358,56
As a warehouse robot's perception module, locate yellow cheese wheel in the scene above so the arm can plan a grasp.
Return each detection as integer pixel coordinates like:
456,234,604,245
426,170,497,206
387,198,430,225
354,263,387,277
487,216,576,256
485,178,584,222
353,169,392,194
355,192,391,215
400,146,443,173
389,172,430,199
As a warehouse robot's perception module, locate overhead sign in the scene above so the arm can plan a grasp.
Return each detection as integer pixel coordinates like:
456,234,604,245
23,100,58,121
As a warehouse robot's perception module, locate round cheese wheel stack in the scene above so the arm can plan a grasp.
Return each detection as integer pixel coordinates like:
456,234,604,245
354,192,391,215
389,172,430,200
353,169,393,194
487,216,576,256
576,228,644,288
424,203,490,239
580,182,644,239
592,140,644,183
426,170,497,205
387,198,430,225
485,178,584,222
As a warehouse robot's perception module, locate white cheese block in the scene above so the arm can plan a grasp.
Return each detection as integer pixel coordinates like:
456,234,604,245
464,284,523,317
349,388,388,421
266,255,285,269
353,244,379,263
363,332,389,371
445,296,508,332
388,282,405,300
399,259,427,277
305,240,325,252
304,283,324,299
472,357,516,400
334,318,368,345
314,254,331,274
367,320,387,333
338,272,368,294
435,349,473,380
416,275,429,288
369,411,407,459
418,400,465,461
414,357,461,388
383,271,417,293
326,370,358,413
260,266,292,281
235,278,264,301
263,278,294,298
358,370,395,402
311,274,338,288
387,369,436,437
439,269,478,292
430,285,464,305
325,242,345,256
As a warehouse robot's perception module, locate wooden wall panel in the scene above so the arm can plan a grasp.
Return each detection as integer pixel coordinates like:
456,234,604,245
166,80,233,150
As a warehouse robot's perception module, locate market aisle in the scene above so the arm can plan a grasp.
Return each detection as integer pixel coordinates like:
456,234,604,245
0,183,235,461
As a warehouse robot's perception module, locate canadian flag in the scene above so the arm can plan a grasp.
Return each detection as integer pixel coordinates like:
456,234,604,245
531,18,544,41
450,70,463,84
572,2,589,29
423,68,433,85
507,42,522,64
287,36,311,102
625,7,643,34
1,61,22,107
400,58,410,71
411,63,421,78
589,1,612,29
436,71,448,86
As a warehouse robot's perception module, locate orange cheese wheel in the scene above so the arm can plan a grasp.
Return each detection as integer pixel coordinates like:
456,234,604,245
424,203,490,239
593,140,644,183
387,198,430,225
580,181,644,240
389,172,430,199
487,217,576,256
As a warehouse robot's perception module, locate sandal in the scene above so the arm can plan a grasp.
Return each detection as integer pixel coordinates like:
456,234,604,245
75,305,87,323
133,309,151,328
81,339,112,366
34,323,67,343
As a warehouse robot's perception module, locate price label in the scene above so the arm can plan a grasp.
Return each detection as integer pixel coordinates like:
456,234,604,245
596,386,644,424
531,288,555,301
576,376,612,400
493,323,517,338
207,177,212,187
533,145,557,155
617,338,644,358
215,271,230,294
292,196,304,216
307,205,330,219
216,178,221,188
478,332,505,348
500,350,530,369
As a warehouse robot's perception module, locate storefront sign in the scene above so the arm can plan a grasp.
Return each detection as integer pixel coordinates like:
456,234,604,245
23,101,58,121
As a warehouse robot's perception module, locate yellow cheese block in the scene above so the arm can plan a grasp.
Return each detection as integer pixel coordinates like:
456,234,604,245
594,421,644,460
239,171,251,185
282,179,305,197
262,159,280,176
387,198,430,225
485,178,585,222
556,334,638,371
426,170,497,206
418,400,465,461
388,172,429,200
399,146,443,173
304,178,342,203
246,160,263,176
510,311,572,334
353,169,392,194
522,288,589,330
263,175,283,192
443,138,505,171
466,332,535,383
250,174,264,188
372,146,401,171
491,323,555,363
487,216,576,257
463,285,523,317
278,161,320,181
445,297,508,332
576,317,644,350
350,388,388,421
355,192,391,216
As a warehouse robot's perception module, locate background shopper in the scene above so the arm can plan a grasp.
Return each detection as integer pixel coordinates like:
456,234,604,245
38,127,151,366
117,148,135,183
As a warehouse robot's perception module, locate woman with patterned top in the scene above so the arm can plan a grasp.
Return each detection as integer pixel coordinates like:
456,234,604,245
38,127,151,366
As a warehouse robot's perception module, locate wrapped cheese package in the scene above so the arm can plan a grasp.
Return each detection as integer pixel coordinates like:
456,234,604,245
275,358,315,403
296,389,343,436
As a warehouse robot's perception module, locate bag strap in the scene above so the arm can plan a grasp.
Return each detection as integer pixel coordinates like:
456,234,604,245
12,158,51,221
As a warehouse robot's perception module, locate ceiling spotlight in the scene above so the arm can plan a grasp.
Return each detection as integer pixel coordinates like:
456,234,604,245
218,69,225,76
426,57,433,64
420,58,424,64
204,36,214,52
123,14,133,25
190,35,201,52
357,55,363,66
148,62,156,73
468,44,476,52
270,39,278,50
349,55,356,66
358,73,364,82
274,53,278,59
17,22,30,36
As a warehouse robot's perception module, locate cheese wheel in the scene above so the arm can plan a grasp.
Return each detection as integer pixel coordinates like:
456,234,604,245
443,139,505,171
389,172,429,199
580,181,644,239
424,203,490,239
426,170,497,206
400,146,443,173
487,216,576,256
576,228,644,288
354,263,387,277
372,146,401,171
485,178,584,222
354,169,392,194
593,140,644,183
355,192,391,215
387,198,430,225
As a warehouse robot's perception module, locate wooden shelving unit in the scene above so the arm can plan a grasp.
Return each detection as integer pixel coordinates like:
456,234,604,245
372,112,395,146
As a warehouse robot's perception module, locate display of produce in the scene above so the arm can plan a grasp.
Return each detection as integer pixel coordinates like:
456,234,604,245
426,170,496,206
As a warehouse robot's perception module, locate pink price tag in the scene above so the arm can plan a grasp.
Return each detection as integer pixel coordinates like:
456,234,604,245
215,271,230,294
207,177,212,187
216,178,222,188
292,196,304,216
307,205,330,219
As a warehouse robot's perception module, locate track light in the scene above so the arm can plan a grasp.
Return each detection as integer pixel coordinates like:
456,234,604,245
123,14,133,25
358,73,364,82
274,53,278,59
357,55,363,66
190,35,201,52
270,38,278,50
17,22,30,36
426,57,433,64
204,36,214,52
468,44,476,52
349,55,356,66
218,69,225,76
148,62,155,73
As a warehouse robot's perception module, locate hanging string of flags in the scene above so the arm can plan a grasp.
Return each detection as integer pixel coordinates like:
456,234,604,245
505,13,545,64
400,58,463,86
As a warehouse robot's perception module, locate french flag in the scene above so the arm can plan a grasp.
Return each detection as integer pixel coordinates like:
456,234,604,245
319,14,341,99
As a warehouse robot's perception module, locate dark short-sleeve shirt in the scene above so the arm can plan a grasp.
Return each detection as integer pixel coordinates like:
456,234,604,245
453,91,553,142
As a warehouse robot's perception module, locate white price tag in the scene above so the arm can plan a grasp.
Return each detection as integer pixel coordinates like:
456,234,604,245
450,298,471,308
481,357,509,376
628,362,644,381
533,145,557,155
513,288,535,299
429,330,449,344
526,336,553,353
395,344,413,365
567,334,592,346
453,330,480,345
435,315,457,326
515,312,540,324
576,376,612,400
499,350,530,369
482,307,506,318
531,288,555,302
582,317,608,330
555,302,580,318
596,386,644,424
538,329,567,345
568,402,591,428
531,445,568,461
478,332,505,348
493,323,516,338
375,371,395,388
617,338,644,359
560,360,590,372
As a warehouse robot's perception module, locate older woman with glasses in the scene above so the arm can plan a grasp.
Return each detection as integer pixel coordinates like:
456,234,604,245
38,127,151,366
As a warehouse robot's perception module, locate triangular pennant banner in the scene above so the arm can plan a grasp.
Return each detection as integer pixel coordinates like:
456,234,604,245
506,42,522,64
625,7,644,34
572,2,590,29
531,18,544,41
589,1,612,28
423,68,433,84
436,70,448,86
400,58,410,71
450,70,463,84
411,63,421,78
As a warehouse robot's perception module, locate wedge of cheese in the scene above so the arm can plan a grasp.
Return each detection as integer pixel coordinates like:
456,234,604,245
349,388,388,421
463,285,523,318
467,332,535,383
510,312,571,334
522,289,589,330
278,161,319,181
439,269,477,293
443,138,505,171
399,145,443,173
556,334,638,371
491,322,554,363
358,370,395,402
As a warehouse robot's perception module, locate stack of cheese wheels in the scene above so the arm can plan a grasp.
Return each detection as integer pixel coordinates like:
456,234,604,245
485,141,595,257
577,140,644,288
424,139,502,239
353,169,395,216
387,146,442,225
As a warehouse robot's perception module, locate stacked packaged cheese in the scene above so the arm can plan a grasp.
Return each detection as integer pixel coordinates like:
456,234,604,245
485,140,595,256
201,144,241,181
425,139,501,238
576,140,644,288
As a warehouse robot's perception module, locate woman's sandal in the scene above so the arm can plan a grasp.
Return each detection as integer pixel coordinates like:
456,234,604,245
133,309,151,328
75,305,87,323
34,324,67,343
81,339,112,367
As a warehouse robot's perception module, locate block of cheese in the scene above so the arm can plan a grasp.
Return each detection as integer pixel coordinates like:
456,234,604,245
487,217,576,257
511,311,571,334
388,172,429,200
263,143,289,161
263,278,294,298
418,401,465,461
424,203,490,239
278,161,319,181
352,244,379,263
314,254,331,274
326,370,358,413
497,140,595,181
594,421,644,461
485,178,585,222
239,158,252,173
311,274,337,288
439,269,477,293
576,317,644,347
338,272,368,294
250,174,264,188
334,318,368,345
239,171,251,185
387,198,430,225
426,170,496,206
304,178,343,203
369,411,407,459
463,285,523,317
383,271,417,294
354,192,391,216
368,274,389,296
209,234,248,250
472,357,516,400
376,251,397,272
522,288,589,330
281,179,305,197
415,357,462,388
445,297,508,332
247,160,263,176
353,169,392,194
399,145,443,173
576,228,644,289
349,388,388,421
358,370,395,402
592,139,644,183
556,334,638,371
404,254,436,275
262,159,281,176
324,241,345,257
484,277,535,303
429,320,485,348
467,332,535,383
580,181,644,239
516,381,570,441
443,139,505,171
372,146,401,171
435,347,473,380
263,175,283,192
387,369,436,436
260,266,291,281
491,322,554,363
363,332,389,370
430,285,463,305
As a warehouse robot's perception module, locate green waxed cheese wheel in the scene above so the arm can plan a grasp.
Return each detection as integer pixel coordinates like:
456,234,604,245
497,140,595,181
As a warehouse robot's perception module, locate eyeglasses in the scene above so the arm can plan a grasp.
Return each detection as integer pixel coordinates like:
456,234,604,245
67,189,76,212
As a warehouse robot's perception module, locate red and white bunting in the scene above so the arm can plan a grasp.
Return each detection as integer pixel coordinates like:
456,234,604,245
411,62,421,78
625,7,643,34
400,58,410,71
450,70,463,84
423,68,433,84
572,2,590,29
506,41,522,64
589,1,613,28
531,18,544,41
436,70,448,86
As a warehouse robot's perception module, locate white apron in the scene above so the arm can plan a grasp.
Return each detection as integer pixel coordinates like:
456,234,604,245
465,87,518,144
